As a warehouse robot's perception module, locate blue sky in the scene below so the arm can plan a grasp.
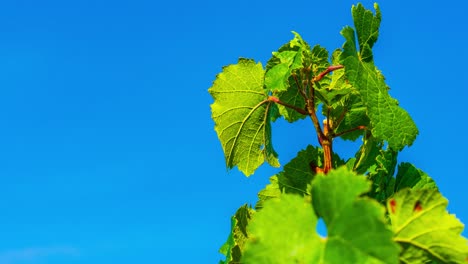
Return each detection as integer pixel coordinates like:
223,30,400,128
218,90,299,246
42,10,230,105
0,0,467,263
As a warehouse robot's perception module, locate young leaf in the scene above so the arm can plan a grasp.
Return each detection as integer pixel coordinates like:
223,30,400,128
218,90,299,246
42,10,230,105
264,32,333,123
243,167,400,263
209,58,280,176
219,204,255,264
319,49,368,141
265,32,309,92
340,3,418,151
316,49,354,106
388,189,468,263
265,32,315,122
352,3,381,62
310,44,330,79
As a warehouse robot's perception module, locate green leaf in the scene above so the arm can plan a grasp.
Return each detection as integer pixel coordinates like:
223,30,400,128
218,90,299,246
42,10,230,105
275,145,345,196
290,144,345,177
219,204,255,264
367,148,398,203
316,49,353,106
310,44,330,78
353,134,383,174
243,194,323,263
265,33,331,123
209,58,280,176
255,175,281,210
352,136,399,203
394,163,438,192
388,189,468,263
219,217,238,264
265,32,309,92
312,167,400,263
255,145,344,209
316,86,354,107
328,93,368,141
319,49,368,141
340,4,418,151
328,49,350,89
243,167,400,263
277,145,320,195
312,167,369,222
273,74,307,122
352,3,381,62
265,32,316,122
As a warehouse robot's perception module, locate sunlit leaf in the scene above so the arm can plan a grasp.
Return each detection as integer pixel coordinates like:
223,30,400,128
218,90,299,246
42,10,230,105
388,189,468,263
209,59,279,176
394,163,437,192
340,3,418,151
219,205,255,264
243,167,400,263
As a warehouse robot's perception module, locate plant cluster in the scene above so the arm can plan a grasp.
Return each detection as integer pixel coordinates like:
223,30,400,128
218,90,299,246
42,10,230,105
208,3,468,263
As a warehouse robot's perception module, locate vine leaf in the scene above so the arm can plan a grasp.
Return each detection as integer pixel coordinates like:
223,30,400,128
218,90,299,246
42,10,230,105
265,32,312,122
394,162,437,192
255,145,345,209
328,93,368,141
320,49,368,141
219,205,255,264
313,167,400,263
310,44,330,78
274,74,307,122
316,49,354,105
243,167,400,263
353,134,382,174
388,189,468,263
209,58,279,176
255,175,281,210
265,31,309,92
277,145,323,195
243,194,323,263
340,3,418,151
366,148,398,203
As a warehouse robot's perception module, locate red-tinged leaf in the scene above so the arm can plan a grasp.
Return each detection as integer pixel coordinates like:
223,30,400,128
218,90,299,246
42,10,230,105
389,189,468,263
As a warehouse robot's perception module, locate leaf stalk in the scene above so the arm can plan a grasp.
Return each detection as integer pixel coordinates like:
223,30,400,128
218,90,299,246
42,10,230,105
313,65,344,82
268,96,308,116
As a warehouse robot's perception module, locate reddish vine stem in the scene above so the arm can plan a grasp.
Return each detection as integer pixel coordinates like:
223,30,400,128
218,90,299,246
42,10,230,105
323,108,333,173
306,99,325,141
273,65,345,174
313,65,344,82
322,119,333,173
309,65,343,174
268,96,308,116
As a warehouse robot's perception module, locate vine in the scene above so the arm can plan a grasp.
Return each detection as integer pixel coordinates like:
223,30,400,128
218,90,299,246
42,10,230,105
209,3,468,263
